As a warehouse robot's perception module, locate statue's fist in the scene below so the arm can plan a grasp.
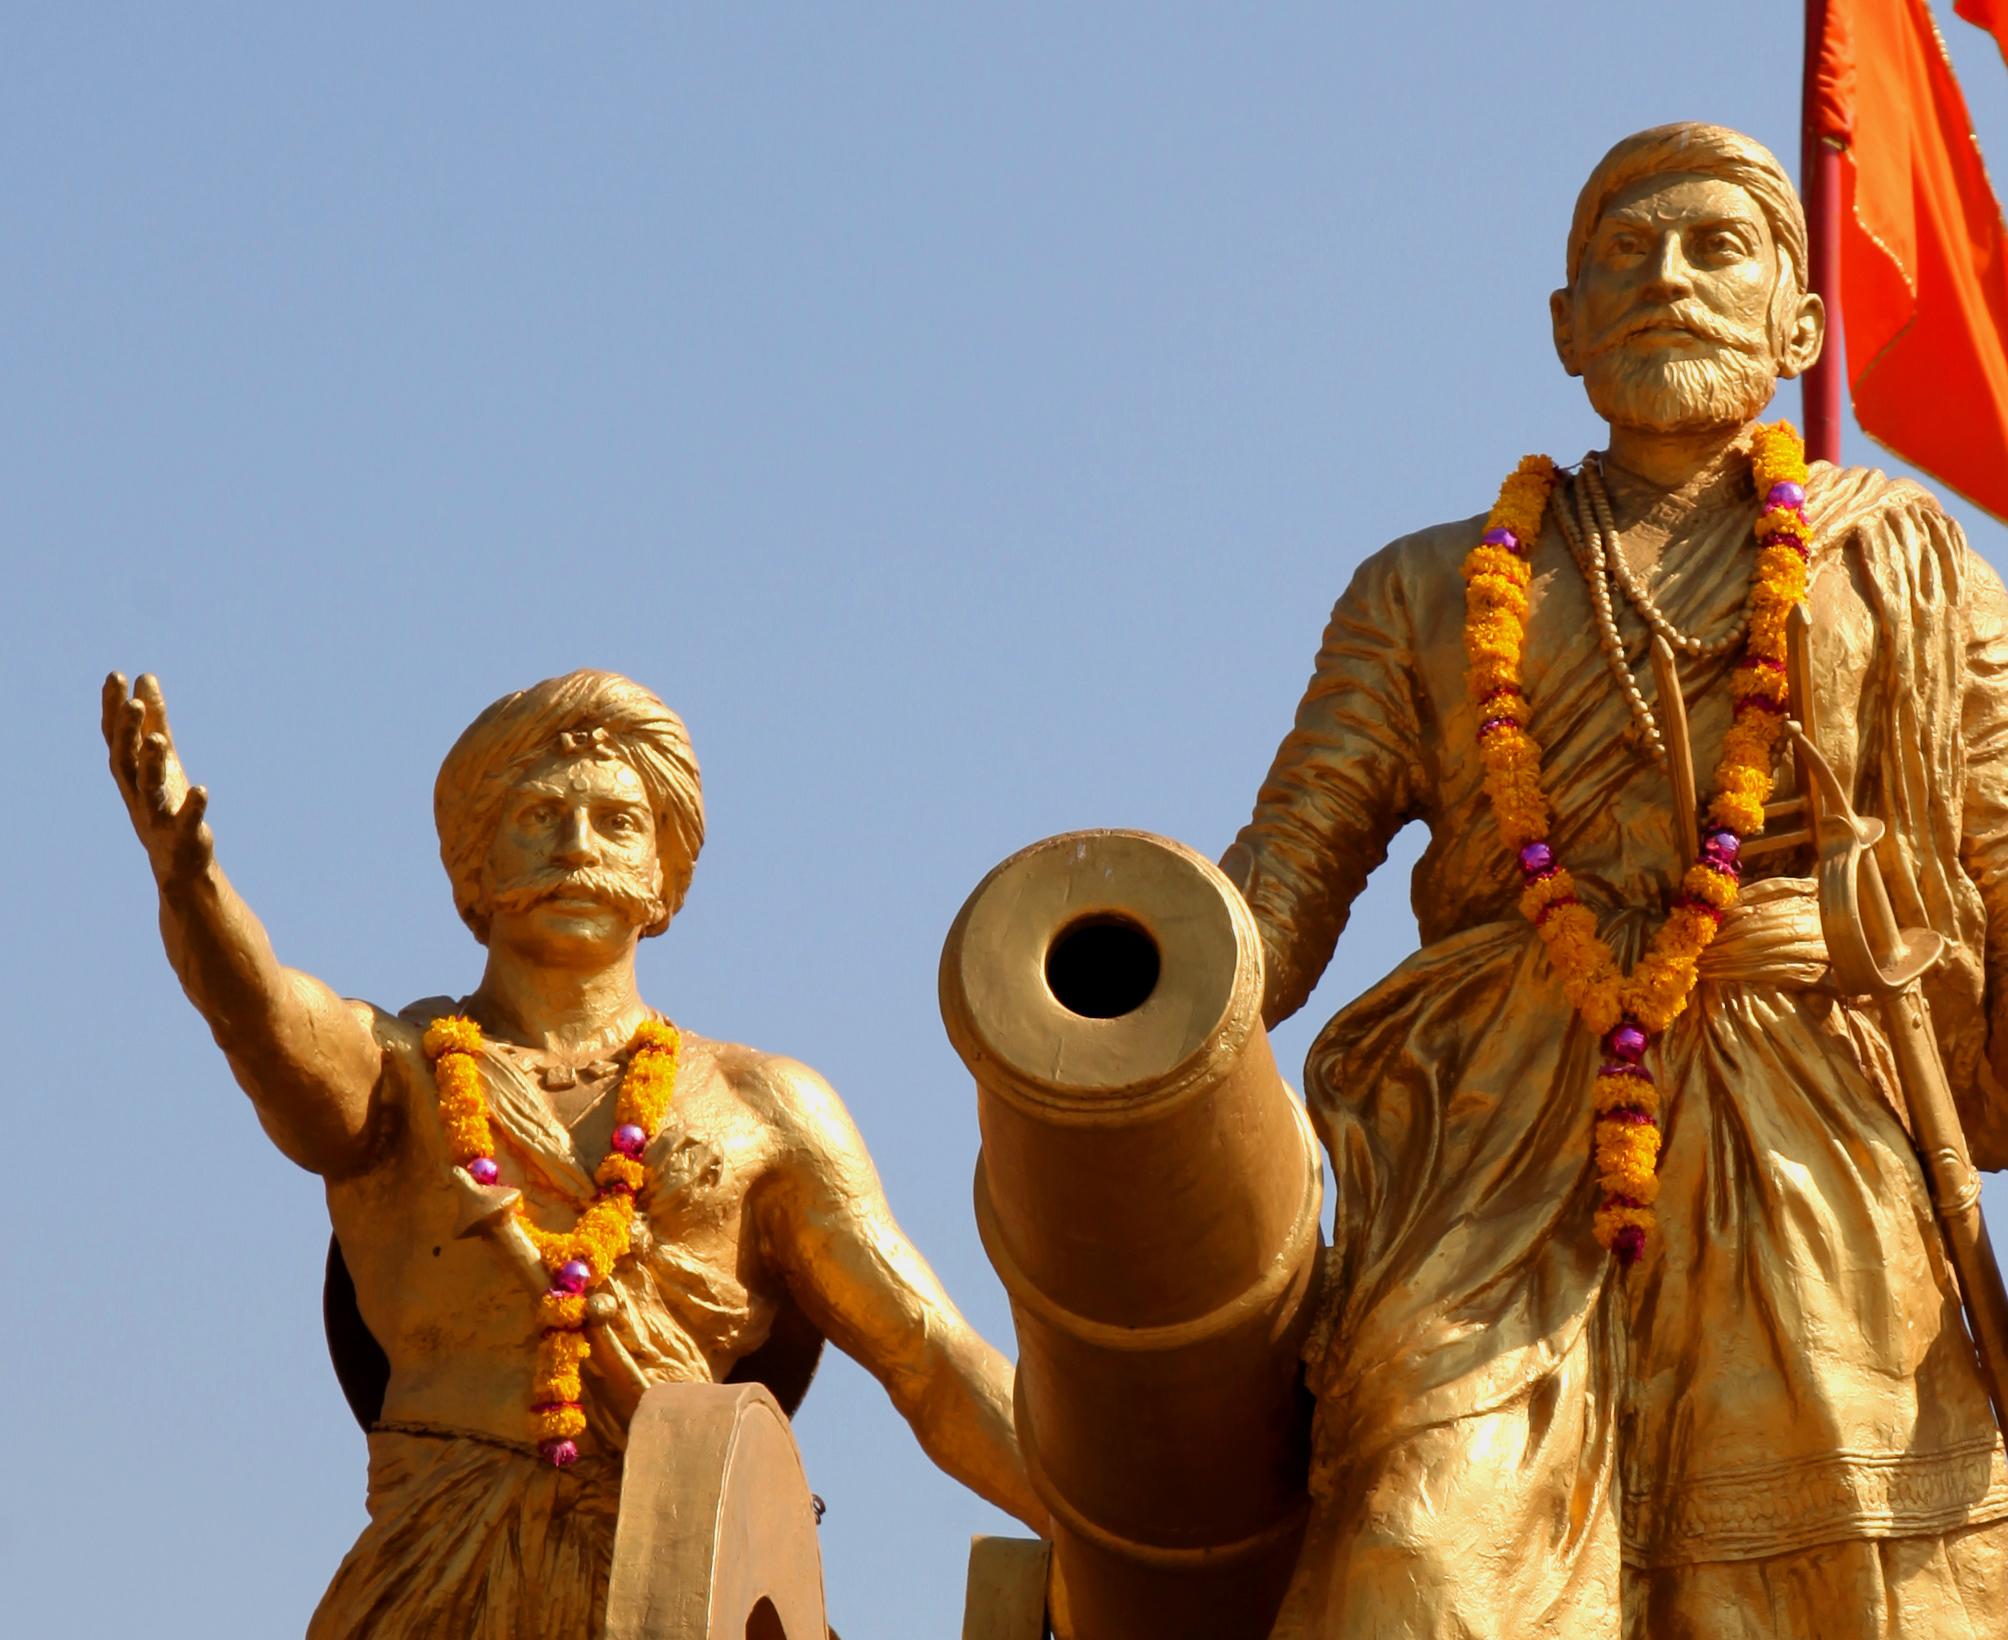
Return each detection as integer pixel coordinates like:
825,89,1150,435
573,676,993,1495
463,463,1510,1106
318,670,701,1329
102,672,212,883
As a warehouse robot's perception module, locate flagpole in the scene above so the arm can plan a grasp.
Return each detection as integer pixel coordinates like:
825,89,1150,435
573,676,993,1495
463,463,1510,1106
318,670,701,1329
1803,0,1844,463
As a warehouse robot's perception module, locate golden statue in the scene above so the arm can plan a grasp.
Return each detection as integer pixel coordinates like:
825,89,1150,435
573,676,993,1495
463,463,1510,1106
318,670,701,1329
1212,122,2008,1635
102,666,1043,1637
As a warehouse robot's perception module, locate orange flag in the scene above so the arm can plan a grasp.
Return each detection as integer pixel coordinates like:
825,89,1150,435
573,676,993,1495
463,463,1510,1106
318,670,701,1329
1816,0,2008,521
1956,0,2008,67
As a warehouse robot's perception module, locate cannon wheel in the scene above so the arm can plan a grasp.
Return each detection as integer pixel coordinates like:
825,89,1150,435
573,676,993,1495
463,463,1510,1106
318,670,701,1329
604,1382,829,1640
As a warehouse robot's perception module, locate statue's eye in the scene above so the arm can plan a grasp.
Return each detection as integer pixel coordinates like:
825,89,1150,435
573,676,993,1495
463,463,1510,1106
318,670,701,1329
523,802,559,827
603,812,637,835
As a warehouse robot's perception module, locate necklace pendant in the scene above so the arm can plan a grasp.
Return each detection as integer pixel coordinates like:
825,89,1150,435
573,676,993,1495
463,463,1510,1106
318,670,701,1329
539,1064,579,1092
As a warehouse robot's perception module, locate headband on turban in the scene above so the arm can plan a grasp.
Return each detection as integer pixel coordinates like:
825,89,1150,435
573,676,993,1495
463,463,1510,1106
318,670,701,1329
1566,122,1808,295
435,670,705,942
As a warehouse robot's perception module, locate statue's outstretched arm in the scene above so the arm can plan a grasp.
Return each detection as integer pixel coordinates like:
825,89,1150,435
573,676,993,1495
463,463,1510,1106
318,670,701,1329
750,1055,1047,1534
102,672,393,1175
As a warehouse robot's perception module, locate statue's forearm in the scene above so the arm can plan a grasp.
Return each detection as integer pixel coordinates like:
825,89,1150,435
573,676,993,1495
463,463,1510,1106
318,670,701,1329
755,1058,1049,1530
155,861,384,1172
824,1244,1047,1529
905,1340,1048,1533
157,861,285,1042
766,1191,1046,1529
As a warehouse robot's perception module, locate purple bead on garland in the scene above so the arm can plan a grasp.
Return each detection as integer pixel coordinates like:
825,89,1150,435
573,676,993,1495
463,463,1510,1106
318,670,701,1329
611,1122,647,1158
1764,480,1807,511
554,1259,592,1295
541,1438,579,1468
467,1156,500,1186
1605,1023,1649,1063
1518,841,1555,878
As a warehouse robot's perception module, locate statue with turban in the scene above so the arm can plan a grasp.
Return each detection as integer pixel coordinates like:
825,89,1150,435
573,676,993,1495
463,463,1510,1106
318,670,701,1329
1225,125,2008,1634
103,666,1045,1637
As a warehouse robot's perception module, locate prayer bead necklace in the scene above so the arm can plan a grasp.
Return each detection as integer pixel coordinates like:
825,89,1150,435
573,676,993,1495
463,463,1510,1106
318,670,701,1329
1583,457,1753,660
1551,457,1761,771
1553,474,1670,767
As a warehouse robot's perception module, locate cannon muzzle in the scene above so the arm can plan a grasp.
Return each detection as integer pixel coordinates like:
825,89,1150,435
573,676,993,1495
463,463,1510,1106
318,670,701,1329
940,830,1322,1639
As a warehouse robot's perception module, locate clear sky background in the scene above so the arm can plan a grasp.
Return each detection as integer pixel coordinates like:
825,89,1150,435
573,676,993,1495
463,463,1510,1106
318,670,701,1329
9,7,2008,1636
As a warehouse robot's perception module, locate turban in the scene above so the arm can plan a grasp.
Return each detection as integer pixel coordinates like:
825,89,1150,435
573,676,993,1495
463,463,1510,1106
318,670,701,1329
1566,123,1808,297
435,670,704,942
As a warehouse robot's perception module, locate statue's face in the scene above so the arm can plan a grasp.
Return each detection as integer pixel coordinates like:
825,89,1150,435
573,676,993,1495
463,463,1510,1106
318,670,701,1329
1558,172,1785,435
480,748,666,962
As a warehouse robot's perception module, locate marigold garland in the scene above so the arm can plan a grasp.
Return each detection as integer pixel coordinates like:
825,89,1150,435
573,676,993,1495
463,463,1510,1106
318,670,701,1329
1461,424,1812,1265
422,1013,681,1464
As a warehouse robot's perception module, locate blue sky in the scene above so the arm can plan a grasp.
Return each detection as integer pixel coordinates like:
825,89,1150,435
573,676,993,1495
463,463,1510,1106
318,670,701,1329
8,6,2008,1635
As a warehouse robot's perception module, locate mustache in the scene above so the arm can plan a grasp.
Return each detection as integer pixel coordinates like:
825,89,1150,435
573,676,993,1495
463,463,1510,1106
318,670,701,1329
489,866,662,924
1591,305,1766,356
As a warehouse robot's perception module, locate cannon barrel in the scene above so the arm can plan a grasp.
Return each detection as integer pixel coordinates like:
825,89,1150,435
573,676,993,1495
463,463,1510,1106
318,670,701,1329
939,830,1322,1639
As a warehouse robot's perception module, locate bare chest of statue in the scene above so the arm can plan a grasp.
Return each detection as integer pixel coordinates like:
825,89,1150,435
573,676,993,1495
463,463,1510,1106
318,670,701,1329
326,1028,783,1452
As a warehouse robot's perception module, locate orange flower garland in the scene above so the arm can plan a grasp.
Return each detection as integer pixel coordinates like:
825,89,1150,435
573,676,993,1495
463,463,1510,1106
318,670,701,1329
423,1014,681,1464
1461,424,1812,1263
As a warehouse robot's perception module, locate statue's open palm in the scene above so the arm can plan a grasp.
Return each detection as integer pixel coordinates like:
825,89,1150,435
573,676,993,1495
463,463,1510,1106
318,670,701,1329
103,672,211,883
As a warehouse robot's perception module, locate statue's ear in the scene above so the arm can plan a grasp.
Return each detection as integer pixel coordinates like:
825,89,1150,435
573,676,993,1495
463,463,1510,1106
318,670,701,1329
1550,287,1583,377
1776,288,1827,382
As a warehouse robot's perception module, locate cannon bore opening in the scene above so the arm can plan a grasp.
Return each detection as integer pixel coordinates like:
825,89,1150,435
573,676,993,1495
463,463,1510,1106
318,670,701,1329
1045,913,1161,1019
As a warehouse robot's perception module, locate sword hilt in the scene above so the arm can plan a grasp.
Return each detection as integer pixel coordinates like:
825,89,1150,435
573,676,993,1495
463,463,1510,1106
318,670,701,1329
1787,722,1948,999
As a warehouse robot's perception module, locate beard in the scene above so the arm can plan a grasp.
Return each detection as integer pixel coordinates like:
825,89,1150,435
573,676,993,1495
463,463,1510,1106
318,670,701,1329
1579,307,1779,434
487,865,665,932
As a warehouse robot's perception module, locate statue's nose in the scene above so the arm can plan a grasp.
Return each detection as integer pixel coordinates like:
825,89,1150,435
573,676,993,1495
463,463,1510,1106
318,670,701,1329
550,809,598,866
1641,229,1694,298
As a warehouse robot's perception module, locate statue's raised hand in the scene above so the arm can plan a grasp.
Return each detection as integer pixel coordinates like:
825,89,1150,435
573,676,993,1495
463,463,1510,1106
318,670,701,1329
102,670,387,1172
103,672,212,884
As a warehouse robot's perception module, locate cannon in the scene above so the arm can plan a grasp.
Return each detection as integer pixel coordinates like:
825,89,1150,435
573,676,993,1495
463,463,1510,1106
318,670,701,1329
940,830,1325,1639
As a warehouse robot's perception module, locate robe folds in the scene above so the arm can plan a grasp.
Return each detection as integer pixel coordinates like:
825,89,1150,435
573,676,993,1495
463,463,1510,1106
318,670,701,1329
1227,459,2008,1638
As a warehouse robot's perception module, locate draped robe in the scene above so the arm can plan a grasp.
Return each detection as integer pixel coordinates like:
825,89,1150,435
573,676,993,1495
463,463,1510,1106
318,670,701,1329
1226,459,2008,1637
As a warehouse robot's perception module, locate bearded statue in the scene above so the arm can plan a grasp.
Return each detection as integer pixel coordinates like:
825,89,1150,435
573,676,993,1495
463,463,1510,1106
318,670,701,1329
1223,124,2008,1636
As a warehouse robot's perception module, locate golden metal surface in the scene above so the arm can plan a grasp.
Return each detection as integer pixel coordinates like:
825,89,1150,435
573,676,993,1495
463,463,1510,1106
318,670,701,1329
103,666,1042,1635
450,1170,652,1429
1792,721,2008,1439
942,829,1321,1640
1647,635,1701,866
961,1537,1053,1640
603,1382,826,1640
1222,125,2008,1635
1738,604,1823,862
